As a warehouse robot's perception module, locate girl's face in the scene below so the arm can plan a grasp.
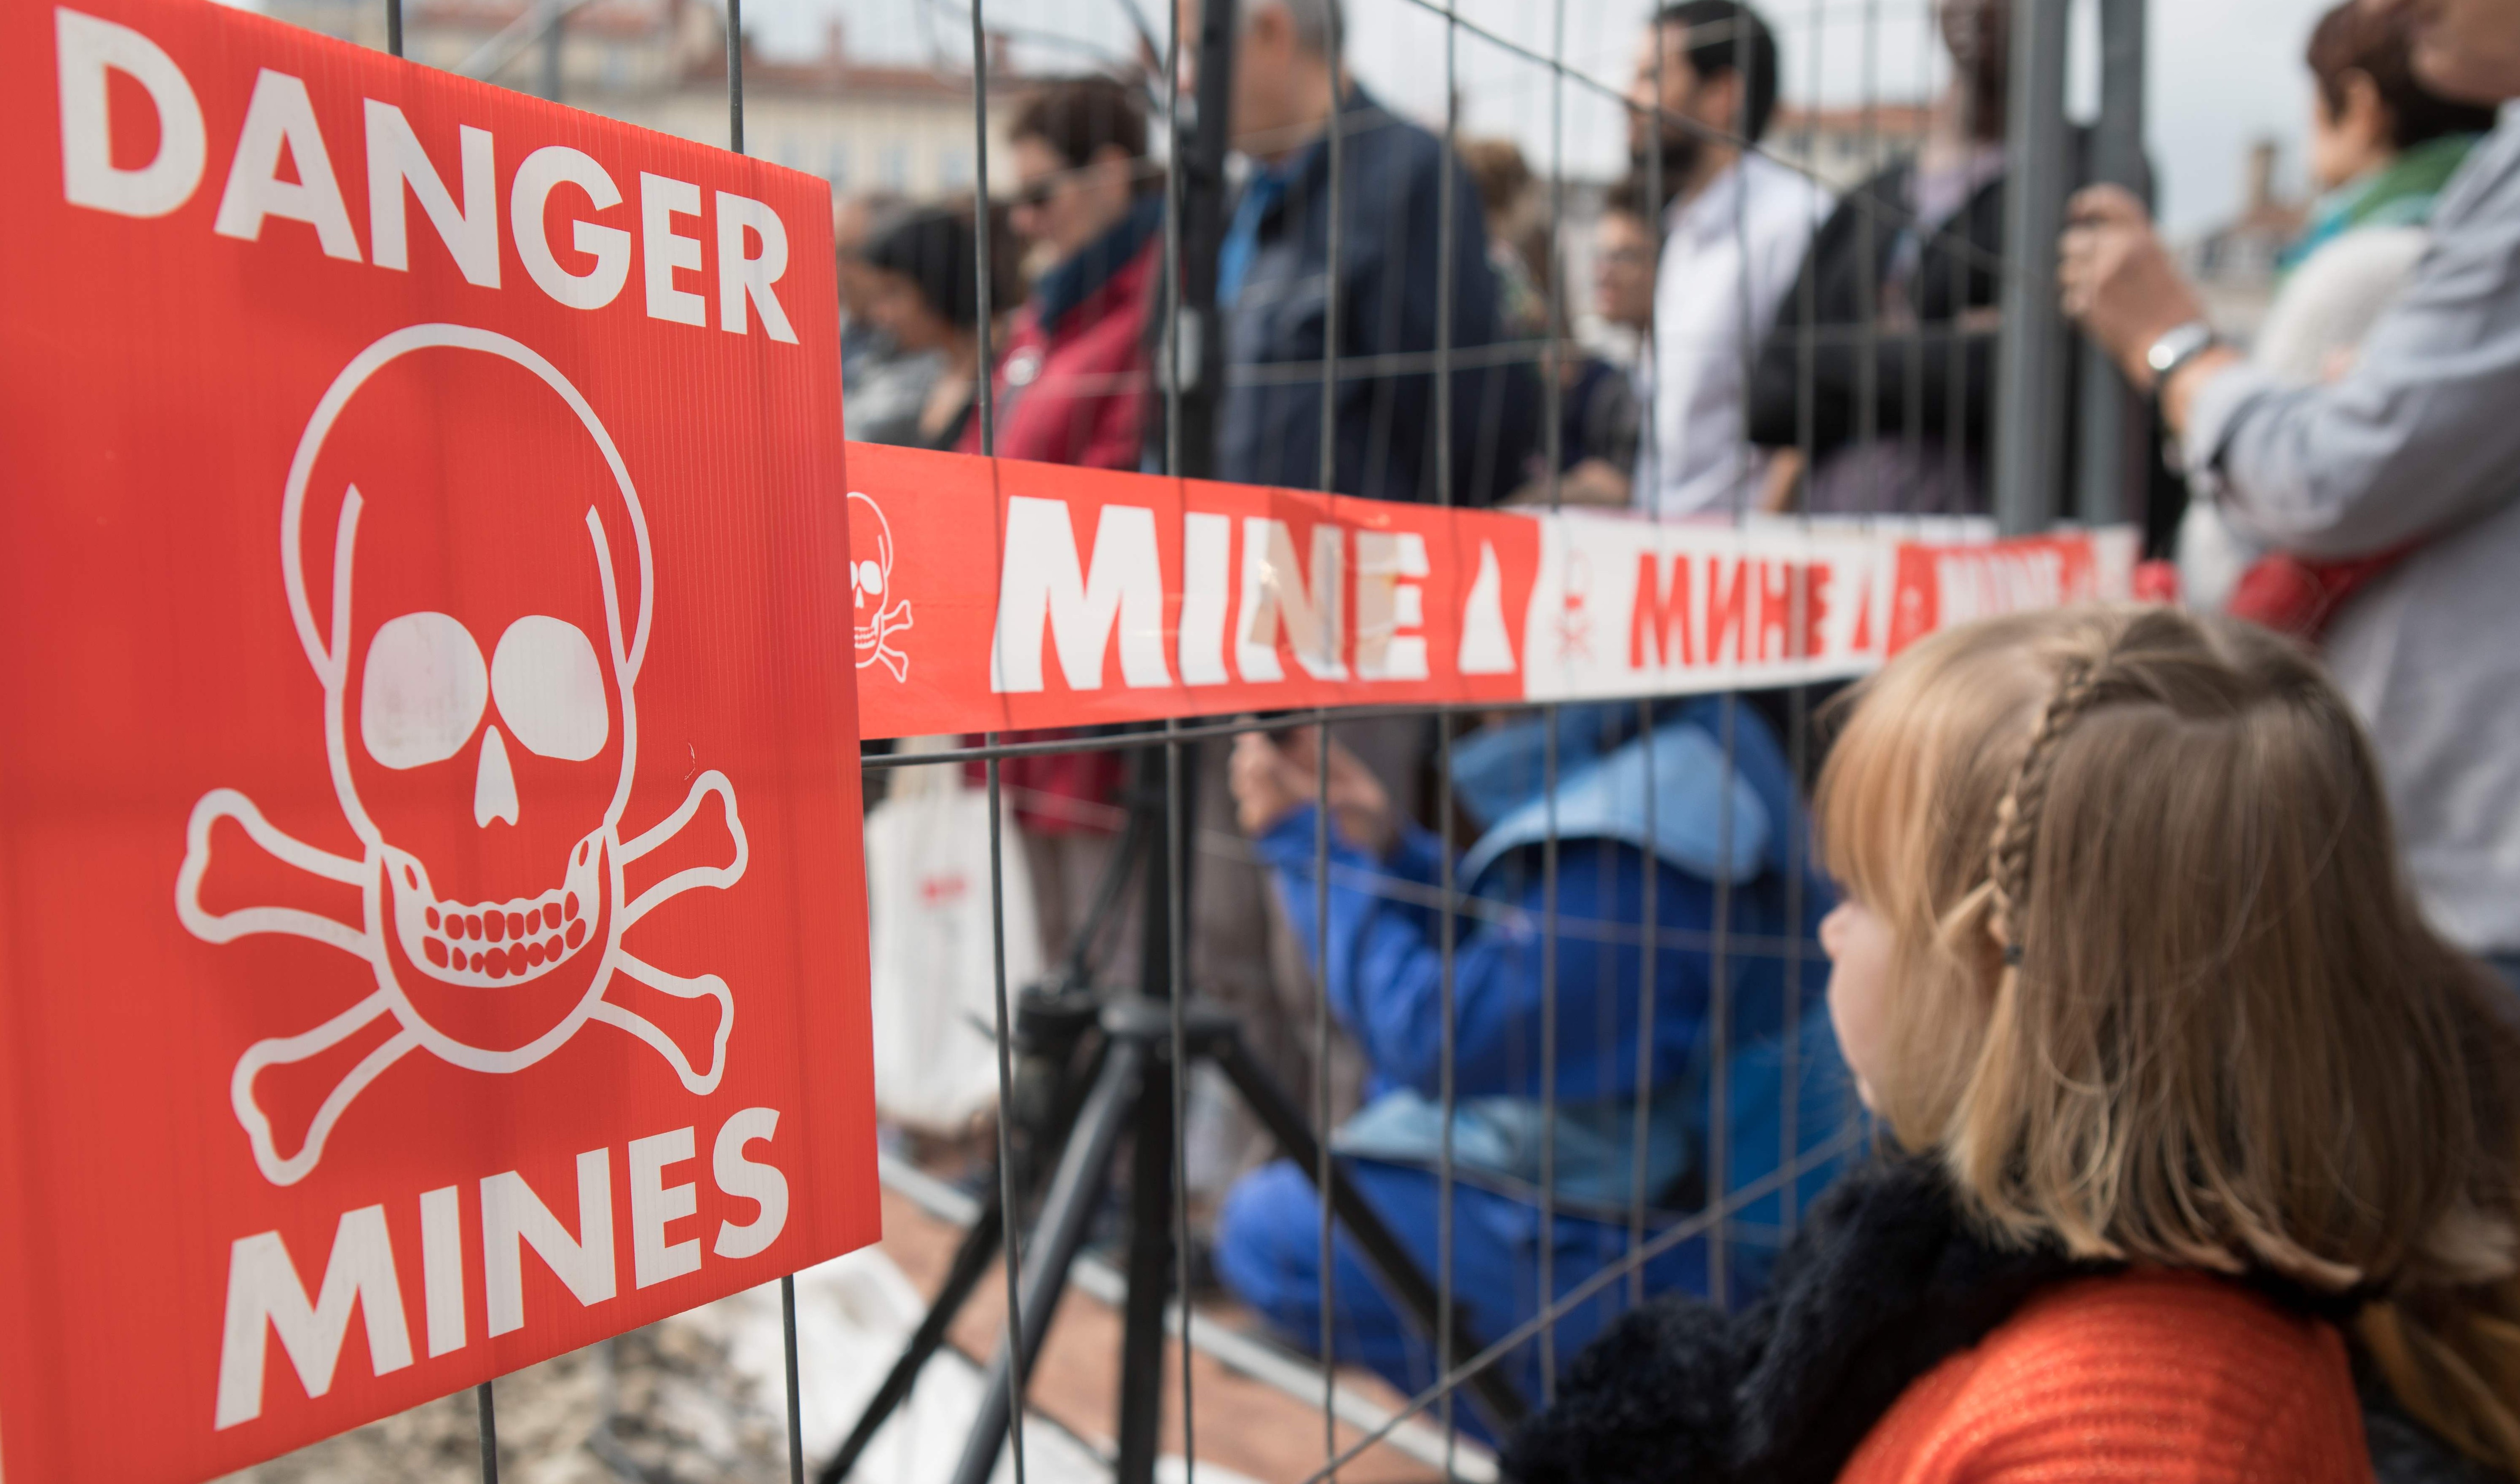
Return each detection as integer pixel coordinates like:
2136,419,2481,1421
1818,896,1897,1112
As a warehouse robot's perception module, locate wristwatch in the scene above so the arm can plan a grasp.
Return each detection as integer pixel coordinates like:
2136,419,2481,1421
2143,319,2220,390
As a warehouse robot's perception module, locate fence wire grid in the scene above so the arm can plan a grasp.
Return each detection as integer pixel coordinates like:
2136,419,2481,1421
262,0,2158,1478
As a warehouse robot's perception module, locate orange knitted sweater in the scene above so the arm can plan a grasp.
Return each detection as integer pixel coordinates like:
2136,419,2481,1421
1837,1269,2373,1484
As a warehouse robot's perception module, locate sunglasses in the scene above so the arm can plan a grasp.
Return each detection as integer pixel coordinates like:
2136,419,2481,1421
1010,157,1161,211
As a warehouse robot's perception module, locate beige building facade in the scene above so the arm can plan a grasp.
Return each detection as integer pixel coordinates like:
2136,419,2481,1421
263,0,1030,202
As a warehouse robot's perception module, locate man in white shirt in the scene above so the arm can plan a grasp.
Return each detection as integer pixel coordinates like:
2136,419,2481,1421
1628,0,1829,518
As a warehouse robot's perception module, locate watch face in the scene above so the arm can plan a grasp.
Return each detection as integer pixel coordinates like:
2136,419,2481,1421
2149,325,2207,374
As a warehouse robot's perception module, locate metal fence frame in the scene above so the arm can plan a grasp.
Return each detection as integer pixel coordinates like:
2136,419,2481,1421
364,0,2143,1478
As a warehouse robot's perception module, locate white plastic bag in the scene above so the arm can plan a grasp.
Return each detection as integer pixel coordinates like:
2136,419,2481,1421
862,745,1042,1132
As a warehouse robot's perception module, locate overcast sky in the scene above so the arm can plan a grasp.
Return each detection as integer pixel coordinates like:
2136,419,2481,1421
774,0,2330,235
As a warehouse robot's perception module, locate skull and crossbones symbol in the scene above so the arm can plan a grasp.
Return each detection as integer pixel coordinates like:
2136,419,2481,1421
849,490,911,682
175,325,746,1187
1554,550,1595,663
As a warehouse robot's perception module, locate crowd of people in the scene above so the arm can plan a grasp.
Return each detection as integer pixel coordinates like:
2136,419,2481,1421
843,0,2520,1474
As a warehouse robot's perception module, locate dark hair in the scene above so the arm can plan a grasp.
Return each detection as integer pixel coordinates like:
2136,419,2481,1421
1459,138,1534,221
1599,174,1652,223
1009,76,1148,173
1655,0,1781,145
2306,0,2499,152
856,201,1017,332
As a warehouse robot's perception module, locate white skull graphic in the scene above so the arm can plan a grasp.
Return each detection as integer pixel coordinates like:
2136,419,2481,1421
849,490,911,682
176,324,746,1186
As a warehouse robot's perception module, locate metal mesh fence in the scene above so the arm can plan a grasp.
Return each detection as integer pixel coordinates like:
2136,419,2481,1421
252,0,2150,1478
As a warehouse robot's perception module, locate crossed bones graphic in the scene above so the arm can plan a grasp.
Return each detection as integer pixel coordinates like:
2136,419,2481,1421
175,326,747,1187
849,491,912,683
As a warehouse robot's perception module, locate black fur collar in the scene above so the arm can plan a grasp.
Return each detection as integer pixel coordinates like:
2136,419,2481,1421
1502,1156,2491,1484
1502,1155,2110,1484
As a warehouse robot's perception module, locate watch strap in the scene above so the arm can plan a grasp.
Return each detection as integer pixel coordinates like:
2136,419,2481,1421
2145,319,2219,389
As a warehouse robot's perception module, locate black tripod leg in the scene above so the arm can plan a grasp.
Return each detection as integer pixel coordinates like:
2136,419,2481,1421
816,1188,1007,1484
1115,743,1183,1484
1113,1051,1174,1484
1208,1030,1531,1436
823,1028,1114,1484
948,1038,1150,1484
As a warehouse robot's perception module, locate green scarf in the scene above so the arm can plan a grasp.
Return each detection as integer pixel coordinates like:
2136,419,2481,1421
2280,132,2482,275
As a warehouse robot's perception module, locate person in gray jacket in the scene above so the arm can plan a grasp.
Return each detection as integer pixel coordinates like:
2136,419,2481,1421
2059,0,2520,988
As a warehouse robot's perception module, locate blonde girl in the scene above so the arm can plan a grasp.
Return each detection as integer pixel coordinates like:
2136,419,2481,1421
1507,606,2520,1484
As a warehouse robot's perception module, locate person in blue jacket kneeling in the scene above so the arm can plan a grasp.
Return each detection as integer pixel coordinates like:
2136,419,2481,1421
1213,699,1852,1434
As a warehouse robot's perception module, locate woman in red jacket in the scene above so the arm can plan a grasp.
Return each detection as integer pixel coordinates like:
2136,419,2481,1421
1508,607,2520,1484
956,76,1163,971
959,75,1162,471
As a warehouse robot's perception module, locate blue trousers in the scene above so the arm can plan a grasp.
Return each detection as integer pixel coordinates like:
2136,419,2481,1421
1213,1157,1777,1444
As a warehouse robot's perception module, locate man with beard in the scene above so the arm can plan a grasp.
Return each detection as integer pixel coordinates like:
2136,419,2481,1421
1625,0,1825,518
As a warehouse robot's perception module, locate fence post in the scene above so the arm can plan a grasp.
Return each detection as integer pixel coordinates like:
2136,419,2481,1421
2073,0,2148,526
1170,0,1237,481
724,0,742,155
1993,0,2072,534
537,0,562,103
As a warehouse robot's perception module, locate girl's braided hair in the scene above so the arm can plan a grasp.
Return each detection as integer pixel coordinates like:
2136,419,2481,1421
1816,605,2520,1477
1982,654,2103,968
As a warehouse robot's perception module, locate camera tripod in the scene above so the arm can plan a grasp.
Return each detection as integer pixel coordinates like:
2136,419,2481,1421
822,743,1527,1484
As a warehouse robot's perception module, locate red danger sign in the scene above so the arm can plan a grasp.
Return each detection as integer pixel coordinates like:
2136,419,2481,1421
0,4,876,1480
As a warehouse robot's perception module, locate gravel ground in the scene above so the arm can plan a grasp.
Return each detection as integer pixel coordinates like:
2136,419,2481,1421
217,1319,792,1484
214,1247,1112,1484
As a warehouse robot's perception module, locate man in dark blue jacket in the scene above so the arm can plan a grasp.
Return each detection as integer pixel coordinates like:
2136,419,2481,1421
1188,0,1539,505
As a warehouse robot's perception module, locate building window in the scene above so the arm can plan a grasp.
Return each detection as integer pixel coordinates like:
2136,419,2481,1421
937,147,972,191
881,142,910,191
